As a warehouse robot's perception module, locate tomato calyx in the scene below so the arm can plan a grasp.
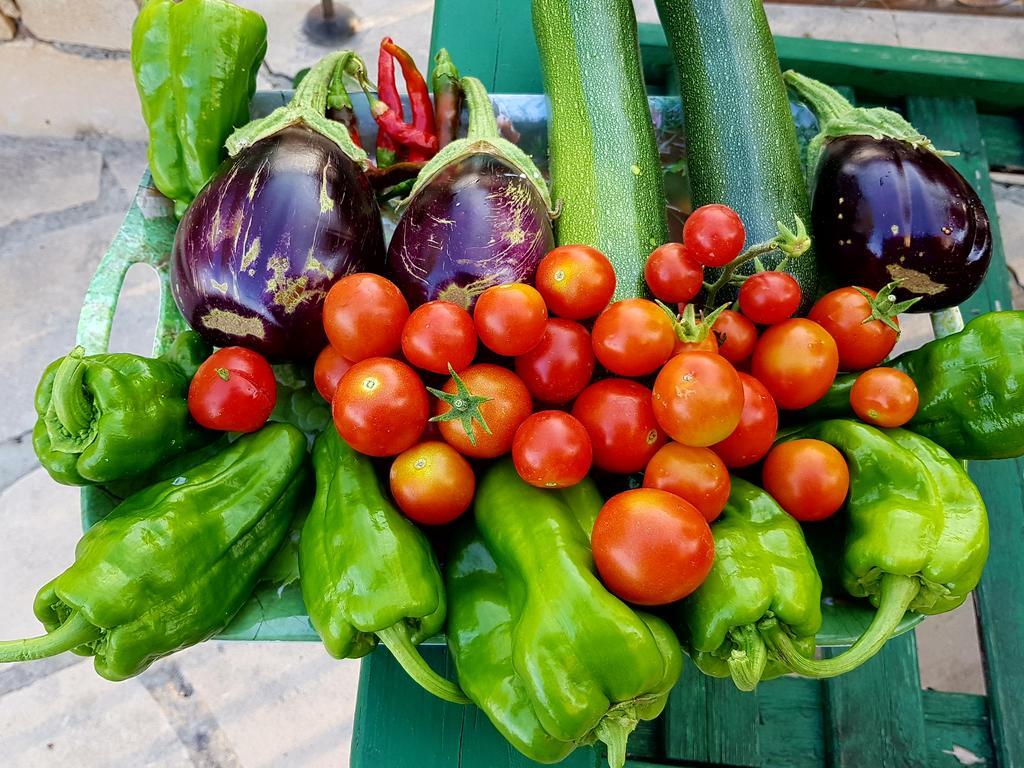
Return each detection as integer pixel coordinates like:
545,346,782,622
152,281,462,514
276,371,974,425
427,365,493,446
855,280,922,333
659,300,728,346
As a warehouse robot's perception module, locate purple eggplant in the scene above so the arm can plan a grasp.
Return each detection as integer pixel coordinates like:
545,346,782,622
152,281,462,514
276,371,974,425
786,71,991,312
172,51,384,361
388,77,554,310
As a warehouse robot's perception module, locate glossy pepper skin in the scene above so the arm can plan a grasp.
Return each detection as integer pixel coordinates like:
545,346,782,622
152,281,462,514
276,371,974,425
761,420,988,678
131,0,267,218
299,428,468,704
465,461,683,768
677,477,821,691
809,311,1024,460
0,424,309,681
32,332,214,487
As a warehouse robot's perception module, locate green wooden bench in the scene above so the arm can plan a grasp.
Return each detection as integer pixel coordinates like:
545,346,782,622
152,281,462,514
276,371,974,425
350,4,1024,767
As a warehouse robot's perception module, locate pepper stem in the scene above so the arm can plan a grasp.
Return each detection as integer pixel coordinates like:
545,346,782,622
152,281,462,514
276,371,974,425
46,347,96,452
761,573,920,678
375,624,470,704
0,612,100,663
594,706,638,768
727,624,768,692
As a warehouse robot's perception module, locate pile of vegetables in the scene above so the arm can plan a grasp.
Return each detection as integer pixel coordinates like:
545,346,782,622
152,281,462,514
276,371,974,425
1,0,1017,766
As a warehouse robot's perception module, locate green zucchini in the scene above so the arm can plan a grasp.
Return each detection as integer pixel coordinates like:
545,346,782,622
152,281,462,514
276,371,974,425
533,0,668,300
655,0,817,306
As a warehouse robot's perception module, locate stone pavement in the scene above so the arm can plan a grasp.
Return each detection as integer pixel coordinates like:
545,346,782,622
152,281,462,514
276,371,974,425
0,2,1021,767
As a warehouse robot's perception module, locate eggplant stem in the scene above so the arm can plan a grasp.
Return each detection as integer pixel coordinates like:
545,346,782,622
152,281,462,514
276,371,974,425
461,77,499,141
783,70,855,125
0,613,100,663
375,624,469,704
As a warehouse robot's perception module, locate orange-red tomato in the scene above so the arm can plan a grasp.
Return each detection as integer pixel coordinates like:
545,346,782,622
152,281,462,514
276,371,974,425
711,373,778,468
189,347,277,433
433,364,533,459
592,299,676,377
645,243,704,304
712,310,758,365
809,286,900,371
314,345,352,403
850,367,920,428
682,204,745,267
512,411,593,488
751,319,839,410
389,441,475,525
643,442,730,523
762,439,850,522
402,301,477,374
333,358,428,457
474,284,548,357
571,379,666,474
323,273,409,361
535,244,616,320
652,352,744,447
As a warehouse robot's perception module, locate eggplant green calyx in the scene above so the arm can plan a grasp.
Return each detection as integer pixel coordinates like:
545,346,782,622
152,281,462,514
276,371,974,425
856,279,922,333
227,50,369,168
783,70,956,179
427,365,493,447
404,76,554,214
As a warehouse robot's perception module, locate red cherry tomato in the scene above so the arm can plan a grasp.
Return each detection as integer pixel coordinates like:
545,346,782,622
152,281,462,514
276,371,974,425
189,347,277,433
333,358,428,457
652,352,744,447
535,245,617,320
514,319,595,405
711,373,778,468
643,443,730,523
592,489,715,605
809,286,901,371
682,204,745,267
738,271,801,325
512,411,593,489
762,439,850,522
389,441,475,525
313,345,352,403
323,273,409,361
473,283,548,357
850,367,920,428
434,364,533,459
644,243,704,304
751,319,839,410
592,299,676,377
673,332,718,356
571,379,666,474
402,301,478,374
712,310,758,365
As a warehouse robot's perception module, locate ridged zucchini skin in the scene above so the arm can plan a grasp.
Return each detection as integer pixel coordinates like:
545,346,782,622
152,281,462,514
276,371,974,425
533,0,669,300
655,0,817,306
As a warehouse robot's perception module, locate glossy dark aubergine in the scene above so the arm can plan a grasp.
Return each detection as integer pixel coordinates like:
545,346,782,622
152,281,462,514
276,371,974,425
388,153,554,310
813,135,991,312
172,126,385,360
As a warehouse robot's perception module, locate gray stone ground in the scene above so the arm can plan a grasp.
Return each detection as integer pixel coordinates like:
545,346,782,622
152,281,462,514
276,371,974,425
0,2,1021,767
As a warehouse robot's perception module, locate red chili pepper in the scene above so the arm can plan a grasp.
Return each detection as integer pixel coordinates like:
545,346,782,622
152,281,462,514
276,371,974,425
371,101,439,155
373,37,439,164
375,38,403,167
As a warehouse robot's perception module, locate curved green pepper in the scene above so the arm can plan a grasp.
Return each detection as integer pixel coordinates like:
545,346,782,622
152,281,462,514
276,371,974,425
0,424,309,681
677,477,821,690
299,428,467,704
131,0,267,218
33,333,214,486
463,461,683,768
809,311,1024,460
761,420,988,677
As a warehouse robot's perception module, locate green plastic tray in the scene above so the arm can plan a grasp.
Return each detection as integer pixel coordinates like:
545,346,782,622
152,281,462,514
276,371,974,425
76,92,935,646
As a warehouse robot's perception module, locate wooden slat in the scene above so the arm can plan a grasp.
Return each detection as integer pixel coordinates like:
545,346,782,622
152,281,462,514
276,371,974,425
906,95,1024,768
662,673,761,766
923,691,995,767
979,114,1024,172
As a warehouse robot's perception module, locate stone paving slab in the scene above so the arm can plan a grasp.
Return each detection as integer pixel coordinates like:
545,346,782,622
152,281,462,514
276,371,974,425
0,142,102,227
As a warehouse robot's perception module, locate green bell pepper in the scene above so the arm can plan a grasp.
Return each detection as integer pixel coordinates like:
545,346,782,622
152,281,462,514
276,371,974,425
299,428,468,704
131,0,267,218
0,424,309,681
456,460,683,768
761,420,988,677
677,477,822,691
32,333,214,487
809,311,1024,460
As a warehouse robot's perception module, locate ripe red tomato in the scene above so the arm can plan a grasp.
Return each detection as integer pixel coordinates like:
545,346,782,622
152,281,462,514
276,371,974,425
674,332,718,355
738,271,801,325
402,301,477,374
514,319,595,405
535,245,616,320
712,310,757,365
333,358,428,457
850,367,920,428
592,299,676,377
711,373,778,468
571,379,666,474
313,345,351,403
189,347,277,433
474,283,548,357
592,489,715,605
808,286,901,371
762,439,850,522
323,273,409,361
751,319,839,410
433,364,532,459
512,411,593,489
652,352,744,447
644,243,704,304
682,204,745,267
389,441,475,525
643,443,730,522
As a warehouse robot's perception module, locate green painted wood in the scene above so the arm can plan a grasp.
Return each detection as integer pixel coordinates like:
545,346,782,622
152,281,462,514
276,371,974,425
823,631,929,767
662,673,760,766
979,114,1024,171
923,692,995,767
757,677,826,767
